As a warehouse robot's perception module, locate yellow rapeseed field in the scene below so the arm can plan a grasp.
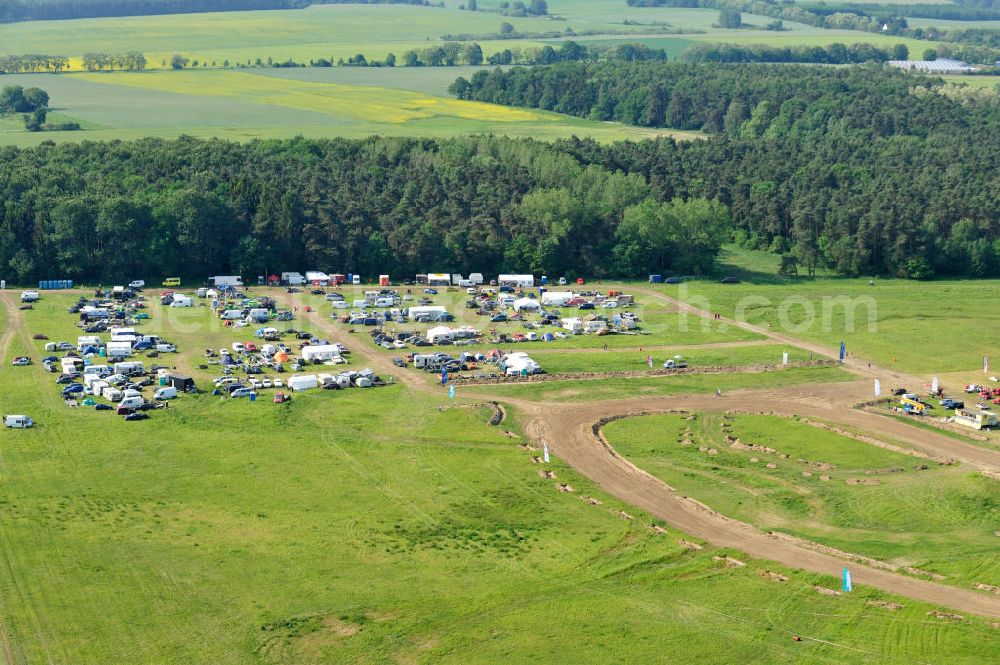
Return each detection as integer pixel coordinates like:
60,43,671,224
71,71,560,125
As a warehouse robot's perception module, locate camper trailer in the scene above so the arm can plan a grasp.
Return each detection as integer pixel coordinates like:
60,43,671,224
281,272,306,285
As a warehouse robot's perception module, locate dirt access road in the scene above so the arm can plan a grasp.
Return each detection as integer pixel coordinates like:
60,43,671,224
294,291,1000,617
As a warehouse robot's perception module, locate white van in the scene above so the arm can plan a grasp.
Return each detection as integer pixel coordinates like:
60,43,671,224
155,343,177,353
374,297,394,308
154,386,177,400
128,280,145,289
118,396,144,411
4,415,34,428
220,310,244,320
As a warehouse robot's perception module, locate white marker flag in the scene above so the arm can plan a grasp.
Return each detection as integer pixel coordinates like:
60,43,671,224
874,379,881,397
543,442,550,464
931,375,939,394
985,356,990,375
782,352,789,366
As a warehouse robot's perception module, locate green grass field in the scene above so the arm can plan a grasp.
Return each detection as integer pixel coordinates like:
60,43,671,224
661,276,1000,374
3,293,997,662
605,413,1000,589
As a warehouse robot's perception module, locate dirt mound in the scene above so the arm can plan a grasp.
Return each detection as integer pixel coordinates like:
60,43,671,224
539,470,556,479
579,496,602,505
679,539,703,550
927,611,963,621
814,586,841,596
975,583,1000,595
557,483,574,493
868,600,903,610
714,555,745,568
760,570,789,583
846,478,880,486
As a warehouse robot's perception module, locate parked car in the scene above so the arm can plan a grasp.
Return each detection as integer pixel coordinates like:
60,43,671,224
11,356,31,366
490,314,507,322
124,412,149,421
720,276,740,284
62,384,84,396
940,398,964,410
230,388,256,399
393,357,407,367
94,403,114,411
273,392,289,404
578,303,595,310
56,342,75,351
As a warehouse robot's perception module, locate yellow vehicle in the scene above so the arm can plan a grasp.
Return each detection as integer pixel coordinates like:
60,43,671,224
899,397,926,414
162,277,181,287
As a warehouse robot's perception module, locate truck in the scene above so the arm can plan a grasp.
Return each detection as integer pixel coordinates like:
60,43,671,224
209,276,243,288
20,290,39,302
281,272,306,285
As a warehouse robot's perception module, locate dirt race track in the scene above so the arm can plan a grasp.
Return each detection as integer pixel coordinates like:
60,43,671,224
293,290,1000,619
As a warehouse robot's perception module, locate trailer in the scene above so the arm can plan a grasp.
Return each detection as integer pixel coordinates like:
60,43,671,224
498,274,535,288
952,408,999,430
209,276,243,288
426,273,451,287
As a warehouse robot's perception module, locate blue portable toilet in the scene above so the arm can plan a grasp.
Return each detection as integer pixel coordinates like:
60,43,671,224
649,274,663,283
346,273,353,284
67,280,74,289
249,392,256,402
540,276,548,286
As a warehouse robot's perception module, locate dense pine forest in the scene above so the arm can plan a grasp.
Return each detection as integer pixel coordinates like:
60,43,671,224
0,136,729,282
452,62,1000,278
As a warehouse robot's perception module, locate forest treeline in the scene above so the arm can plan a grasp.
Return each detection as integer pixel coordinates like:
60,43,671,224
0,136,728,283
453,62,1000,278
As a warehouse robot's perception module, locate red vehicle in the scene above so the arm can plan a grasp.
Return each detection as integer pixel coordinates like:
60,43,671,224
245,342,258,352
273,392,289,404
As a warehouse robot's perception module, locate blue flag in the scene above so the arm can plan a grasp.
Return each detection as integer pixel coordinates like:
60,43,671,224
441,368,448,385
842,567,852,592
448,384,455,400
839,341,846,361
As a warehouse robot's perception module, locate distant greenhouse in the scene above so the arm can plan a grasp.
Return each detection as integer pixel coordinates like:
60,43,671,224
887,59,976,74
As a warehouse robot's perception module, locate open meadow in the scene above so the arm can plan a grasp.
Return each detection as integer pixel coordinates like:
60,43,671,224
2,290,998,662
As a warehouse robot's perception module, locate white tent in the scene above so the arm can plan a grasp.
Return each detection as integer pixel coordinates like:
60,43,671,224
287,374,319,391
512,297,541,312
301,344,341,363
